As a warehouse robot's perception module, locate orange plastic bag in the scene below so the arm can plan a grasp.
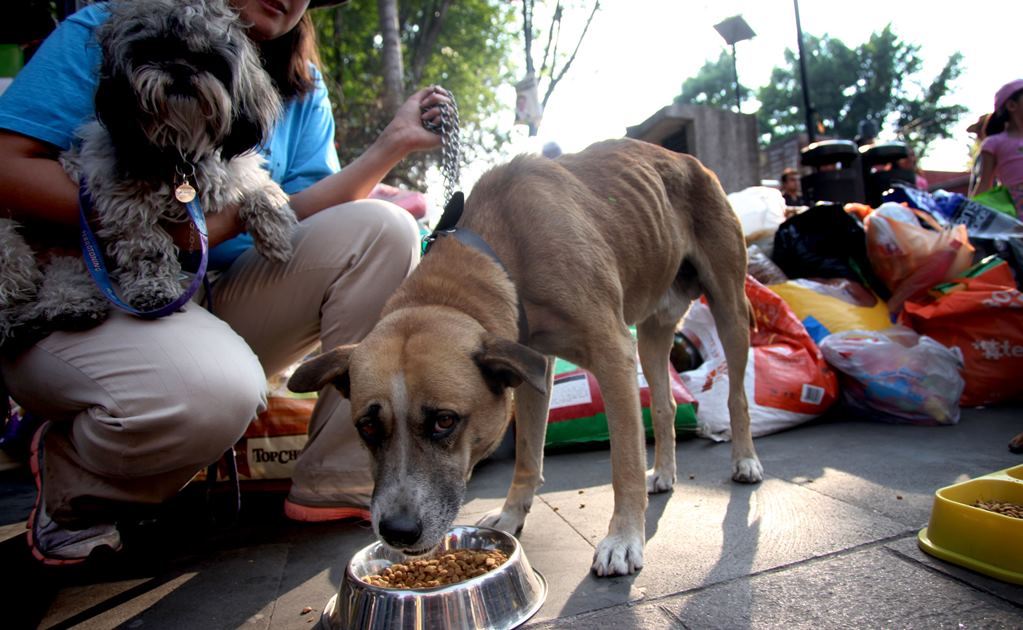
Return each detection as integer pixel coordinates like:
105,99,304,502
865,204,974,313
901,259,1023,406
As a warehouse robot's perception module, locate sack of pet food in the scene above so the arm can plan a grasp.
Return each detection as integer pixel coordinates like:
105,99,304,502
200,396,313,485
679,276,839,441
901,257,1023,406
769,277,892,340
545,351,698,449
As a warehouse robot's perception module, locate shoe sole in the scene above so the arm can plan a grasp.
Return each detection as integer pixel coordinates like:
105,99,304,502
284,498,370,523
26,421,122,566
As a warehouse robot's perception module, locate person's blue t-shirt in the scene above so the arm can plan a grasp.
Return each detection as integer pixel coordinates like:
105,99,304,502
0,2,341,269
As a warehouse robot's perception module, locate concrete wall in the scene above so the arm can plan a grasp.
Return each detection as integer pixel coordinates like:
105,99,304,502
625,103,760,194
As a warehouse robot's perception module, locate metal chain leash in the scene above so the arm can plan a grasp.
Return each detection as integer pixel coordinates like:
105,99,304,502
423,87,461,207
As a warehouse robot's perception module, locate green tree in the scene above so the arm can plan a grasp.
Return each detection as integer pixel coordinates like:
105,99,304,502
674,49,743,110
312,1,517,190
755,25,966,157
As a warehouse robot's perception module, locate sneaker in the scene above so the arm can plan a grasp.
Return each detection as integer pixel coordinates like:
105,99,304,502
283,497,370,523
26,421,122,566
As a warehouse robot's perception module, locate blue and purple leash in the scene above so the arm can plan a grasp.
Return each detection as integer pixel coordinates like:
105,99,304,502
78,179,209,318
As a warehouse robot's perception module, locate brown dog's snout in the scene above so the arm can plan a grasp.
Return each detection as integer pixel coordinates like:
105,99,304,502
379,513,423,548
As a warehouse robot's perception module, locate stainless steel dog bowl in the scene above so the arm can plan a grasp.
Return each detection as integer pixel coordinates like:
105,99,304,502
320,525,547,630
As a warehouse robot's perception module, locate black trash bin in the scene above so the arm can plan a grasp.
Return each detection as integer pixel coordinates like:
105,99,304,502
859,141,913,208
799,139,865,205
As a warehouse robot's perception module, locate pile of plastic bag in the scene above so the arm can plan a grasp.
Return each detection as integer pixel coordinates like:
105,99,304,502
678,181,1023,439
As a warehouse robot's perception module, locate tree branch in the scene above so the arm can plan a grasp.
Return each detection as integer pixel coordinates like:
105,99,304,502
538,2,561,77
542,0,598,108
408,0,452,89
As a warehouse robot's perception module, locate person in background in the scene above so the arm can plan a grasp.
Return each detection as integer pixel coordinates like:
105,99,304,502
779,167,805,206
966,113,990,194
541,141,562,159
896,147,929,191
0,0,450,564
971,78,1023,217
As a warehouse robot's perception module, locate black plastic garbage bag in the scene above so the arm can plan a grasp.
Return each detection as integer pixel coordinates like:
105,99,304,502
772,203,890,299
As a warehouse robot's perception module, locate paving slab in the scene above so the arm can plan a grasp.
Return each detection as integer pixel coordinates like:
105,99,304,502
526,541,1023,629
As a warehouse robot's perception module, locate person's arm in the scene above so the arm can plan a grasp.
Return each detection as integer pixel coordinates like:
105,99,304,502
288,85,451,221
0,130,245,251
970,152,996,197
0,131,78,229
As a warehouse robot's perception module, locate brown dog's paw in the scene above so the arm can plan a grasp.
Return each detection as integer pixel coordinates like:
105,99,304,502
732,457,764,483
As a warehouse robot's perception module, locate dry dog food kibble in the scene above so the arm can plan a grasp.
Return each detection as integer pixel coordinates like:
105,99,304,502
363,549,509,589
974,499,1023,519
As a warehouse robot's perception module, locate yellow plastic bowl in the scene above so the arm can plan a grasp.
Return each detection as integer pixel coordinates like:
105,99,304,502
918,464,1023,584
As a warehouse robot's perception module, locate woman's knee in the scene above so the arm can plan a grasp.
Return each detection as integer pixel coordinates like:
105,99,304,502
71,331,268,475
303,199,420,269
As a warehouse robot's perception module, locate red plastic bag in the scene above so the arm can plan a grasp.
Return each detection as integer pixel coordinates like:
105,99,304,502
901,259,1023,406
865,204,974,313
679,276,839,441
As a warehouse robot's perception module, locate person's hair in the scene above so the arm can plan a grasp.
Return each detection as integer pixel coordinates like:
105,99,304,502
984,87,1023,136
780,168,798,184
257,14,322,100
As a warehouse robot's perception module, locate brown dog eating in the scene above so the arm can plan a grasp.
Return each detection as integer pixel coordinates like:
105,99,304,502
288,138,763,577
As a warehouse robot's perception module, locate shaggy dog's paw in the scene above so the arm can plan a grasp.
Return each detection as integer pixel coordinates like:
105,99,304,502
47,306,108,332
30,256,108,332
592,532,644,577
732,457,764,484
124,279,183,312
242,197,296,263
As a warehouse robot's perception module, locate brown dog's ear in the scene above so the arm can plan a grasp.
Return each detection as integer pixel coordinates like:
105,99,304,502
287,345,356,397
474,334,548,394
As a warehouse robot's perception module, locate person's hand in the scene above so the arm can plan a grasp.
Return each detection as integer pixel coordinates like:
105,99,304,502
379,85,455,157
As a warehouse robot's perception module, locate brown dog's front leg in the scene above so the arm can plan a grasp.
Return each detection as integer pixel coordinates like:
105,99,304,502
477,358,554,535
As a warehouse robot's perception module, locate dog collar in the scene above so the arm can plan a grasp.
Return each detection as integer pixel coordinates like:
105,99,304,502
422,192,529,344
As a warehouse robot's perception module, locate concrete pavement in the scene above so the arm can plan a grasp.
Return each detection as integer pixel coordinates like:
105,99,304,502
1,404,1021,629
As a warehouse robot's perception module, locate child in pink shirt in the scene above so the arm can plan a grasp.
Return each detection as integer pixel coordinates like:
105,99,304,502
973,79,1023,218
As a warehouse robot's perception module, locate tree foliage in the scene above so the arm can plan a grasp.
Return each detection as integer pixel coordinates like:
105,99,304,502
674,50,740,110
675,25,967,158
311,1,517,189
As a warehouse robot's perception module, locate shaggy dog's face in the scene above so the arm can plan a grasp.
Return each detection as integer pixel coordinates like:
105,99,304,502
95,0,280,164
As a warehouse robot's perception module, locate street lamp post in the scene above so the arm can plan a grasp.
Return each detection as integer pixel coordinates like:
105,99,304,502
793,0,815,143
713,15,755,113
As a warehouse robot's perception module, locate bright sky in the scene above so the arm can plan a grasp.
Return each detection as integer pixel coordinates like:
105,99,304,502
474,0,1015,192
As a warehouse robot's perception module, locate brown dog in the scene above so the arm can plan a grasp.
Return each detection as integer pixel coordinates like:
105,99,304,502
288,138,763,576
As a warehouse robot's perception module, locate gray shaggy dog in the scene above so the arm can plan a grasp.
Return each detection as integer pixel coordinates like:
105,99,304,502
0,0,295,351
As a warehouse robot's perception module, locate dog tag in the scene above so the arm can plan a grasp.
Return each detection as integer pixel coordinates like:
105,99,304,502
175,180,197,203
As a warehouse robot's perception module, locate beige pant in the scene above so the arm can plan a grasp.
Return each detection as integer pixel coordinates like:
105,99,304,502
1,200,420,522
